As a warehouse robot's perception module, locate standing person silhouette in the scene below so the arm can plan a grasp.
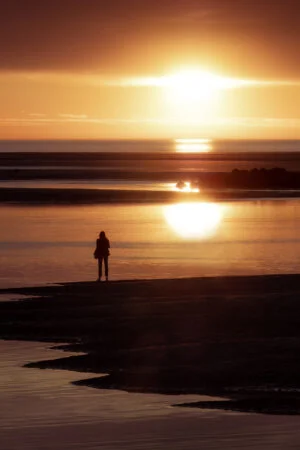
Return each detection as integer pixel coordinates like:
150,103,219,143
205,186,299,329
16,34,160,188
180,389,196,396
94,231,110,281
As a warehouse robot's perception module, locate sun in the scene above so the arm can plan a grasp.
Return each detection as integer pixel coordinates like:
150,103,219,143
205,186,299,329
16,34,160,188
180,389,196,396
160,69,249,105
124,68,256,110
164,70,220,104
123,68,257,125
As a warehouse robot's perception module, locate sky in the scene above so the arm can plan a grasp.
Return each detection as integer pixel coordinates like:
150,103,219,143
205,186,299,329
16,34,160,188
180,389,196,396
0,0,299,139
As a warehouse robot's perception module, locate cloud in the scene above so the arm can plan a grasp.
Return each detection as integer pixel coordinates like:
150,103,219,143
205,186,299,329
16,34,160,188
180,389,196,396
7,70,300,89
0,0,299,75
58,114,88,119
1,116,299,130
216,117,300,129
0,116,172,127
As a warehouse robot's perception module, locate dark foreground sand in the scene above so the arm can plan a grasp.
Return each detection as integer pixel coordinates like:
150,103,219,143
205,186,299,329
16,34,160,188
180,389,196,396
1,274,300,415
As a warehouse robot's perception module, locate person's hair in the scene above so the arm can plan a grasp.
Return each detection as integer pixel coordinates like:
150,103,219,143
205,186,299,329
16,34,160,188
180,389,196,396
99,231,106,239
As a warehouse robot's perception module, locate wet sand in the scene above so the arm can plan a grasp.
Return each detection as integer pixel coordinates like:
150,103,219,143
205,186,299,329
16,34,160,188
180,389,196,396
1,274,300,415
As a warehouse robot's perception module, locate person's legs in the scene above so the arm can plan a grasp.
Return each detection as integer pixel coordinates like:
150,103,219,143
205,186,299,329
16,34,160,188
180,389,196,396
104,256,109,280
98,257,103,280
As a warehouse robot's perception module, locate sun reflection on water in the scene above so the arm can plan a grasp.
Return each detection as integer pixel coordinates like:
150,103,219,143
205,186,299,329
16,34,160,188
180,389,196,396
175,138,212,153
164,202,225,238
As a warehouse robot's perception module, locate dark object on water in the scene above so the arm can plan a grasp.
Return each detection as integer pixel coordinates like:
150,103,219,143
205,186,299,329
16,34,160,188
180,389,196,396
176,180,185,190
176,180,199,191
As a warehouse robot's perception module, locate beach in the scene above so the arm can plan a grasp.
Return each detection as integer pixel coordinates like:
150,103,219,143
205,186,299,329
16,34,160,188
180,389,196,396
1,147,300,448
1,274,300,417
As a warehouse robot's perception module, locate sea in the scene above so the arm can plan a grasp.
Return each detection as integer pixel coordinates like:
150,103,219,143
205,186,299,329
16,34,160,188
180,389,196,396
1,139,300,289
1,139,300,154
1,139,300,449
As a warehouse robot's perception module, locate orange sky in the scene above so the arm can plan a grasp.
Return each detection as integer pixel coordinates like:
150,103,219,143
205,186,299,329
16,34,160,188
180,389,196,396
0,0,299,140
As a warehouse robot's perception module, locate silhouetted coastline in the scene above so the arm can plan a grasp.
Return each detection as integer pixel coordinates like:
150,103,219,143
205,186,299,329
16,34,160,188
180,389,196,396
204,167,300,190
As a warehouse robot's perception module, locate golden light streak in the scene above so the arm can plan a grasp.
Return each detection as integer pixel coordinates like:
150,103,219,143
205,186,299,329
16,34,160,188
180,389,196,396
120,70,258,89
175,138,212,153
164,202,225,238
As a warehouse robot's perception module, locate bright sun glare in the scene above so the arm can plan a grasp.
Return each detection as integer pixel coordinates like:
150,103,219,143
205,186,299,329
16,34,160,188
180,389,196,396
164,70,220,103
128,69,254,102
158,69,253,105
125,68,257,122
164,202,224,239
175,138,212,153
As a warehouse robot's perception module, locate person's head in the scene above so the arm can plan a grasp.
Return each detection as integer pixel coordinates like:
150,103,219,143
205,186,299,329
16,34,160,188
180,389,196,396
99,231,106,239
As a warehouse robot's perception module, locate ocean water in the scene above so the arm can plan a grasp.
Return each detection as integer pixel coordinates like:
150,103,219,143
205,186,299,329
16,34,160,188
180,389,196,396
1,200,300,289
1,139,300,173
1,141,300,288
0,139,300,153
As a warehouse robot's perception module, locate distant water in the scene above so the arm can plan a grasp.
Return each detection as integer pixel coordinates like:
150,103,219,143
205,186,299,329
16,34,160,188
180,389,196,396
1,139,300,173
0,139,300,153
